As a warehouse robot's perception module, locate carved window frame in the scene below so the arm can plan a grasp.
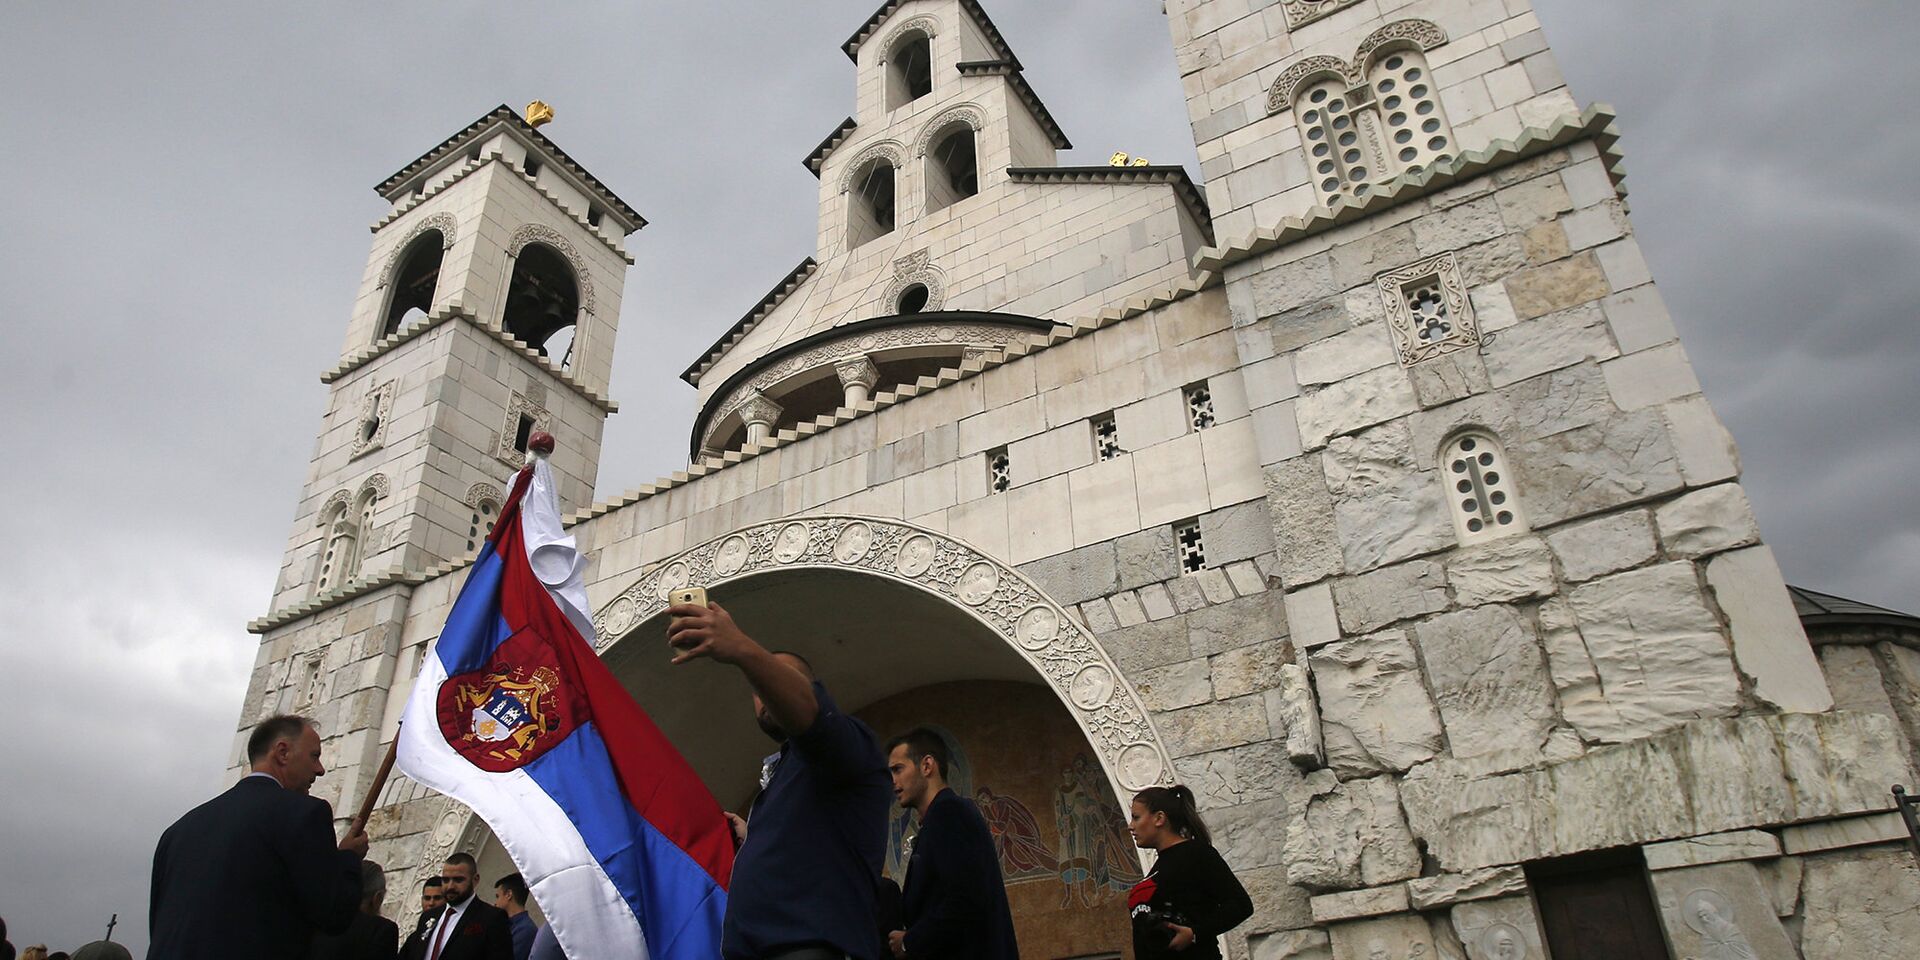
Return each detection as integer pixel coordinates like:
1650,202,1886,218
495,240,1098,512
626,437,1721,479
350,381,396,460
496,391,552,468
1377,251,1480,366
1279,0,1364,31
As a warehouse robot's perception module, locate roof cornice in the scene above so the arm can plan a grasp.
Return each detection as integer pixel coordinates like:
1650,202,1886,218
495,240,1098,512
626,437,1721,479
681,258,821,386
957,59,1071,150
843,0,1018,66
1009,164,1212,244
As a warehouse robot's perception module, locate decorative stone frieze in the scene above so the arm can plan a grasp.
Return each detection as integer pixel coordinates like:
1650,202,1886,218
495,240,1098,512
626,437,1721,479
375,212,458,290
592,516,1175,796
1266,20,1450,112
880,250,949,314
833,356,880,392
1278,0,1364,32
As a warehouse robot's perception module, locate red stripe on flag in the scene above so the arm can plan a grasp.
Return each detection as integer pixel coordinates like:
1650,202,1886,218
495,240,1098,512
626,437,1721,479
491,473,736,889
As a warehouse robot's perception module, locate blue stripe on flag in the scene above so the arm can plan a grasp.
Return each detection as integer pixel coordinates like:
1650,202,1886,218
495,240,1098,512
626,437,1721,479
434,548,512,674
524,721,728,958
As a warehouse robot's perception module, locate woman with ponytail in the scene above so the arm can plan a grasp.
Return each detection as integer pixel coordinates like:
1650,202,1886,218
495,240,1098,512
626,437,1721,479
1124,785,1253,958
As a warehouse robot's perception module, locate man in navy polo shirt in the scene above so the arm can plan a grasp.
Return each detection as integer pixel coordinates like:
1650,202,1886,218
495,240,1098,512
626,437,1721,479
668,599,892,960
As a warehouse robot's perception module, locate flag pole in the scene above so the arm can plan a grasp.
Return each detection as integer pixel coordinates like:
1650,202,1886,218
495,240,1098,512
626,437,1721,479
351,728,400,837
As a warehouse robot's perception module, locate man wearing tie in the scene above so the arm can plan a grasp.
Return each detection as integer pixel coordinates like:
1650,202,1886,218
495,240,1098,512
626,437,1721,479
408,853,513,960
148,714,370,960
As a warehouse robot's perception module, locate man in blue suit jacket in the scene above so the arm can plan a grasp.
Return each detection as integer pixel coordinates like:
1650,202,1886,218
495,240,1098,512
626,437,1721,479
149,714,369,959
884,729,1020,960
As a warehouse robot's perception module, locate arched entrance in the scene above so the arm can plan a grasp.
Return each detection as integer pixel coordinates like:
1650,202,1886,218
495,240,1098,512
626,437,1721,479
428,517,1175,956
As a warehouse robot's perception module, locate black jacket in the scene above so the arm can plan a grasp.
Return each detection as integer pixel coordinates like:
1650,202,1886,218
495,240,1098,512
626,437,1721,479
308,911,400,960
900,789,1020,960
398,899,514,960
149,775,363,960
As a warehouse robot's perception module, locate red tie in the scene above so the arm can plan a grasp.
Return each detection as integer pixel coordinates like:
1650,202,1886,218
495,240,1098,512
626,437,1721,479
427,906,455,960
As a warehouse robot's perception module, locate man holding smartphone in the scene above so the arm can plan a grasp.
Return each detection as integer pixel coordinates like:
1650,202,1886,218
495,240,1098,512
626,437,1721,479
667,599,892,960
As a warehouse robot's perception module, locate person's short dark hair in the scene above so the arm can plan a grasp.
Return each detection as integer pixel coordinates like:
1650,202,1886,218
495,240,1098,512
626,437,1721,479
423,876,445,891
769,649,815,679
246,715,312,763
444,851,478,872
494,872,530,906
885,727,950,779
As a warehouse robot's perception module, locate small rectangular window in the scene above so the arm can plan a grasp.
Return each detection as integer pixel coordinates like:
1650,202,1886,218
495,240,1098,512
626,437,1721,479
467,145,483,163
1092,414,1120,461
1175,519,1206,572
524,157,543,179
1184,381,1216,431
513,414,536,453
987,447,1011,494
587,206,603,228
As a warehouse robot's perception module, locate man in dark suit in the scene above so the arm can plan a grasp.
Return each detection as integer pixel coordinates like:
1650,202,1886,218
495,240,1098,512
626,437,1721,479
309,860,401,960
883,728,1020,960
400,877,446,960
408,853,513,960
149,714,370,960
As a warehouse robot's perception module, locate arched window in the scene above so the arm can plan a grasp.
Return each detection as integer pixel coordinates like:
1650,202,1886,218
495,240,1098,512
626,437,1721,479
380,230,444,340
350,488,379,578
1295,77,1375,206
502,243,581,367
465,499,499,554
925,126,979,213
848,160,897,249
1368,48,1454,179
887,32,933,110
316,503,356,593
1440,432,1526,544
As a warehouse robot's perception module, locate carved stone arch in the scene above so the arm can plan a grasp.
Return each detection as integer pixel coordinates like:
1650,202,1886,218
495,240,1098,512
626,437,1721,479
877,15,940,64
591,516,1177,801
357,473,391,501
837,140,907,195
1350,19,1449,81
505,223,597,314
376,213,458,290
465,482,502,509
912,103,986,158
1266,54,1352,114
316,489,354,527
881,250,949,315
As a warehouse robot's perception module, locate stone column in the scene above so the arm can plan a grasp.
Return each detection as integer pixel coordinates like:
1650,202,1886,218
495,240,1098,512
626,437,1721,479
737,390,782,447
834,355,880,406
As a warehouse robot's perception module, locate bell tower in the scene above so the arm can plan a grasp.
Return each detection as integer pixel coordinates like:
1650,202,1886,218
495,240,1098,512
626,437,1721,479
267,103,642,616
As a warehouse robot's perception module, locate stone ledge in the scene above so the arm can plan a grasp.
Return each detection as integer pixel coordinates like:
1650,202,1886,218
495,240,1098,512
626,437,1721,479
1310,883,1409,923
1406,866,1528,909
321,307,618,414
1779,811,1908,856
1195,104,1627,274
372,152,634,262
1643,829,1782,870
248,569,418,634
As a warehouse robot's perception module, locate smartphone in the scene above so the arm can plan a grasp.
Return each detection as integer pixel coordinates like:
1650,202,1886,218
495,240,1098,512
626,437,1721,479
668,587,708,652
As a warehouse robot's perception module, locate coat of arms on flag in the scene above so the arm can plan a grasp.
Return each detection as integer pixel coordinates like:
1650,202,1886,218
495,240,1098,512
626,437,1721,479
436,630,579,772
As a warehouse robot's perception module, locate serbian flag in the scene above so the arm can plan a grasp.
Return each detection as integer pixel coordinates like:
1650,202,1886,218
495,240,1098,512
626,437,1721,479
396,443,733,959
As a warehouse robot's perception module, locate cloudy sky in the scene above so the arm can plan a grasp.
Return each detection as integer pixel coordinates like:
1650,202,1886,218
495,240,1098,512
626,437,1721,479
3,1,1914,953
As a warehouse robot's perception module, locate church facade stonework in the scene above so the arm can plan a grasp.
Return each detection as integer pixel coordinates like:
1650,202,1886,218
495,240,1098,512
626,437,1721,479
232,1,1920,957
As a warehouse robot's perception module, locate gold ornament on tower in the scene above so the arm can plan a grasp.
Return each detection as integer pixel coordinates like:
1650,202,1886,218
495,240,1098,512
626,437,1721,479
1108,151,1150,167
524,101,555,128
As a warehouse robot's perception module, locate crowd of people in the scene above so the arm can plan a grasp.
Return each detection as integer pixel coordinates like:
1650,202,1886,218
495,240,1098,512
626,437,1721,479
138,599,1254,959
0,916,134,960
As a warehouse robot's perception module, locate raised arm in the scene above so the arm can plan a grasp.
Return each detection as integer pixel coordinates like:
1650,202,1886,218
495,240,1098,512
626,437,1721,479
667,600,819,734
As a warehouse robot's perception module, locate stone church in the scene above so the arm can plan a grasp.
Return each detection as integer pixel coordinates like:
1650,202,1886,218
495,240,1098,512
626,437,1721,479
231,1,1920,957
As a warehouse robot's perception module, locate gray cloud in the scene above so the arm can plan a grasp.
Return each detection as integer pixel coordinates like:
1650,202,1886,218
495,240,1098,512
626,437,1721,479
2,0,1912,953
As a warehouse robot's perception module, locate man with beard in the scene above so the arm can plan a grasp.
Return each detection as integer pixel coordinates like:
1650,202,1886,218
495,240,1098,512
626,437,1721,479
406,853,512,960
883,729,1019,960
668,600,891,960
149,714,368,959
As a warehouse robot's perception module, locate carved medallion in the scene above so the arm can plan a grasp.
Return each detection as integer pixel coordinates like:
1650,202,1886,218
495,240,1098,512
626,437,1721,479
1479,922,1529,960
1116,743,1167,791
657,561,691,599
1014,606,1060,651
773,523,811,563
1069,665,1115,710
602,596,637,636
833,522,874,564
957,562,998,605
896,535,937,577
431,808,466,849
713,535,751,577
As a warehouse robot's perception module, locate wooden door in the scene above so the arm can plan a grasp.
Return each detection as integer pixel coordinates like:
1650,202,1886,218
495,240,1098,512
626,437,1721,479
1529,853,1670,960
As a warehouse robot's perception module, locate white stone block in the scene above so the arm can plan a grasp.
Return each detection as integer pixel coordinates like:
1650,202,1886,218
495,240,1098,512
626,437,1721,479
1705,545,1835,713
1445,535,1557,605
1134,432,1212,527
1115,389,1191,452
1469,282,1518,333
1139,582,1178,620
1294,322,1396,388
1242,354,1299,408
1007,474,1073,564
1287,582,1340,649
1561,157,1618,209
1195,567,1237,604
1295,366,1418,450
1602,342,1701,410
1202,417,1266,507
1604,285,1679,354
1560,203,1626,251
1779,811,1907,855
1224,560,1265,596
1596,237,1654,290
946,493,1009,560
1252,401,1305,467
1545,509,1658,582
1663,396,1742,487
1067,457,1141,548
1643,830,1782,871
1110,590,1148,628
1009,420,1095,487
902,463,959,518
1655,483,1760,559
